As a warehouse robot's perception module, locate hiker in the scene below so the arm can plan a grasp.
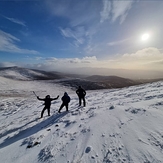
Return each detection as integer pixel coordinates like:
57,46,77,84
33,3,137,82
37,95,59,118
58,92,70,113
76,86,86,107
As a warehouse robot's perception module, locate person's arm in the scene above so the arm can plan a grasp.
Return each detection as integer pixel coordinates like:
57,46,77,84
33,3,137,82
51,95,59,101
37,96,44,101
84,90,86,96
76,89,79,95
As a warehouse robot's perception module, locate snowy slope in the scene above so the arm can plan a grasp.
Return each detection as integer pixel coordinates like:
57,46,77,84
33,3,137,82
0,77,163,163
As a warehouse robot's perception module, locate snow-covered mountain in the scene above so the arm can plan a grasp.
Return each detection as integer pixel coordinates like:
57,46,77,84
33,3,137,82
0,74,163,163
0,67,64,80
1,66,162,90
0,67,140,90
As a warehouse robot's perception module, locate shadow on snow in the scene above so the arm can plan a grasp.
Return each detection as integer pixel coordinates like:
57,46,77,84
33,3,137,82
0,111,69,149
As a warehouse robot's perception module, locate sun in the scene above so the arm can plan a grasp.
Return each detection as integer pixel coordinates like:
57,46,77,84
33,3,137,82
141,33,150,41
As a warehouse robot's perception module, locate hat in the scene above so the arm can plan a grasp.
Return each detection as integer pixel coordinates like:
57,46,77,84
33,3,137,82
46,95,50,98
64,92,68,96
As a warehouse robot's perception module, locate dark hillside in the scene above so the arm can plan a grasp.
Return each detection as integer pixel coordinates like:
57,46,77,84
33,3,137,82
85,75,139,89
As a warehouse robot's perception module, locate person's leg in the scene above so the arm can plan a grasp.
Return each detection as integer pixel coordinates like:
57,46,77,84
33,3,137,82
79,97,82,106
47,107,50,116
41,107,46,118
65,103,68,111
58,103,64,113
83,97,86,107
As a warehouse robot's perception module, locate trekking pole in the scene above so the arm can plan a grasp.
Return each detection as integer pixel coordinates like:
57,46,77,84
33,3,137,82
33,91,38,97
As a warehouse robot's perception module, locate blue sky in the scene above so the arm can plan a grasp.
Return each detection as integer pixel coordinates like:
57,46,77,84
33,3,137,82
0,0,163,73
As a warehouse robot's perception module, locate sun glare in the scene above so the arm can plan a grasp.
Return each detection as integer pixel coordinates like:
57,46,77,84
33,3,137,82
141,33,150,41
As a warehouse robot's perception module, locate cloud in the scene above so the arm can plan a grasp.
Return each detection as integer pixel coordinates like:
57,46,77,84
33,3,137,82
100,0,134,23
108,38,129,46
100,0,111,23
0,62,17,68
2,15,26,27
41,47,162,71
122,47,163,60
60,26,86,47
0,30,39,54
27,56,98,71
1,47,162,80
46,56,97,65
114,47,163,70
112,1,133,24
44,0,100,27
39,47,162,72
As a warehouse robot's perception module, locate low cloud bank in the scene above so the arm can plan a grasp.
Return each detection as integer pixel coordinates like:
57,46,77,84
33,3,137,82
1,47,163,79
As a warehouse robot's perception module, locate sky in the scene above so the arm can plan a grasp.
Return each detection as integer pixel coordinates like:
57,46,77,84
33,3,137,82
0,0,163,75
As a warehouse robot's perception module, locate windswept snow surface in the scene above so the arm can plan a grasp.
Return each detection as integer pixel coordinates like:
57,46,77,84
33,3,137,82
0,77,163,163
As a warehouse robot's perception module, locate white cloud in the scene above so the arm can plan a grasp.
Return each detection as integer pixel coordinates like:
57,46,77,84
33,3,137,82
0,30,39,54
42,47,162,71
29,48,163,72
100,0,134,24
115,47,163,70
123,47,163,60
28,56,98,72
108,38,129,46
46,56,97,65
112,1,133,24
44,0,99,27
0,47,162,81
89,47,163,70
22,47,163,71
2,15,26,27
100,0,111,23
60,27,86,47
82,56,97,62
2,47,162,74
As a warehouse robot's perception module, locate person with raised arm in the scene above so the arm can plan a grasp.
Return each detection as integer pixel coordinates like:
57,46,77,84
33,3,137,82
37,95,59,118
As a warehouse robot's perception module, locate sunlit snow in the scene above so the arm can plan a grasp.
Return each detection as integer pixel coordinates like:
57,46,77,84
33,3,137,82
0,74,163,163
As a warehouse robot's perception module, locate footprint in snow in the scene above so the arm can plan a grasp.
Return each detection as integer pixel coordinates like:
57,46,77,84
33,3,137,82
38,145,54,162
27,141,41,148
109,105,114,110
85,146,91,153
21,137,35,146
125,108,146,114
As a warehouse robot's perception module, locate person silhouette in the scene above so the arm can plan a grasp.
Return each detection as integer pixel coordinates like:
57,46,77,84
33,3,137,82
76,86,86,107
58,92,70,113
37,95,59,118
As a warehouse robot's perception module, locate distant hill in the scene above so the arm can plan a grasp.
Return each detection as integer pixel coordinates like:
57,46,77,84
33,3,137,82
0,66,65,80
85,75,138,89
0,66,162,90
58,75,140,90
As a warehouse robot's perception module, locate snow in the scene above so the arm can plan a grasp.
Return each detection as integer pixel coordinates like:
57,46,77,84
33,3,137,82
0,76,163,163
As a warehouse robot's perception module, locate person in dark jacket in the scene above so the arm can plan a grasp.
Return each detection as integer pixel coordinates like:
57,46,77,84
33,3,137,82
37,95,59,118
58,92,70,113
76,86,86,107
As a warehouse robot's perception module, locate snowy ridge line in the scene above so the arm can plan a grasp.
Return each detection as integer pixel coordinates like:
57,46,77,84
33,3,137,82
0,67,64,81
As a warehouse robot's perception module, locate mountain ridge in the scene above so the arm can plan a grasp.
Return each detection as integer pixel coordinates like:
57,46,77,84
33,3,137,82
0,66,65,80
0,66,163,90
